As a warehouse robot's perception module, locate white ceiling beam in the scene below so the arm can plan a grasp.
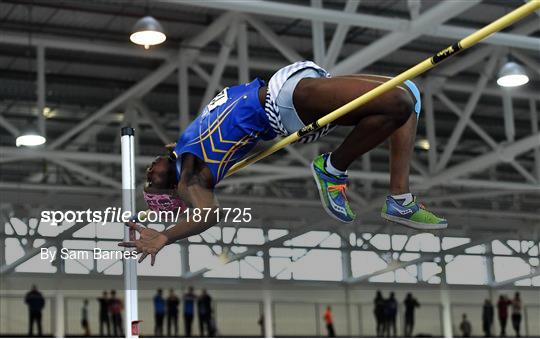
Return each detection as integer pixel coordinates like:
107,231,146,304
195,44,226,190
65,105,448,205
491,267,540,288
331,0,480,75
243,14,303,63
1,182,539,225
310,0,325,65
47,12,235,150
424,85,437,173
511,49,540,77
323,0,361,69
346,237,494,284
134,101,174,145
0,115,20,137
435,53,500,172
178,52,190,131
0,222,89,275
183,225,313,279
237,20,250,84
531,100,540,181
1,30,538,100
166,0,540,51
199,21,239,112
436,18,539,77
418,132,540,190
436,92,537,184
36,45,46,137
49,159,121,189
2,147,537,191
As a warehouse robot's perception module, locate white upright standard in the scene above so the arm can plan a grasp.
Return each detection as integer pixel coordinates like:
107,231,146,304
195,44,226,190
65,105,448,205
121,127,139,338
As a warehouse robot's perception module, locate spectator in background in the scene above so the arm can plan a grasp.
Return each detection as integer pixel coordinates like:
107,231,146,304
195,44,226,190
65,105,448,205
482,299,494,337
25,285,45,337
198,289,213,337
374,291,385,337
511,292,522,337
404,293,420,337
153,288,165,336
167,288,180,337
323,305,336,337
460,313,472,337
183,286,196,337
384,292,398,337
110,290,124,337
97,291,110,336
258,313,265,337
81,299,90,336
497,295,512,337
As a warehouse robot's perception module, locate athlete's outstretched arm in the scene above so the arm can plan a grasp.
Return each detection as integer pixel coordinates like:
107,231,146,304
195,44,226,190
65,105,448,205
163,178,219,243
120,167,218,265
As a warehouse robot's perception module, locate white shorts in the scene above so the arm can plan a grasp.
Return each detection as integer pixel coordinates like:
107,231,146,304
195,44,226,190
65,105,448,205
264,61,336,144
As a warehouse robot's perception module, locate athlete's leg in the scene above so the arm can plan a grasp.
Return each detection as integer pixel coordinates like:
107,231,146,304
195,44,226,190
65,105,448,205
294,76,414,169
389,109,417,195
293,75,446,228
321,75,417,195
293,76,412,222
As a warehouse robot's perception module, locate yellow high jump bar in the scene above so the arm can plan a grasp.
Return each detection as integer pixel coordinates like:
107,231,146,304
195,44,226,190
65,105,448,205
226,0,540,177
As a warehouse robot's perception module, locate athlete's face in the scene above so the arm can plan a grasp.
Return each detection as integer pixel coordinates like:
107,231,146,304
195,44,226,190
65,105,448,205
145,156,176,192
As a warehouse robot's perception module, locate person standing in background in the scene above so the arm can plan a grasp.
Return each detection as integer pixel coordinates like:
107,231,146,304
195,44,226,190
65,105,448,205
374,291,385,337
153,288,166,336
323,305,336,337
511,292,522,337
97,291,110,336
482,299,494,337
109,290,124,337
183,286,196,337
497,295,512,337
167,288,180,337
384,292,398,337
404,293,420,337
258,313,265,337
81,299,90,336
198,289,213,337
25,285,45,337
460,313,472,337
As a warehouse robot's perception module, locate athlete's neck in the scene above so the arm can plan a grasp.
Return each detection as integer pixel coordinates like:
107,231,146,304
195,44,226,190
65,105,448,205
258,86,268,107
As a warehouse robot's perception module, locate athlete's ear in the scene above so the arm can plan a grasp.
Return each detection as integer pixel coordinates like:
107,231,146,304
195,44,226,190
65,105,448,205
165,143,176,152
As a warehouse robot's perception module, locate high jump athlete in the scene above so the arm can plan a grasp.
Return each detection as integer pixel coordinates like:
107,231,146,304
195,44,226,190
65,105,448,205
120,61,447,264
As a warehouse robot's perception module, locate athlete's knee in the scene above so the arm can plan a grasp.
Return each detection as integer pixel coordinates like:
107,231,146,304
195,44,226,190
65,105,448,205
386,89,414,127
403,80,421,119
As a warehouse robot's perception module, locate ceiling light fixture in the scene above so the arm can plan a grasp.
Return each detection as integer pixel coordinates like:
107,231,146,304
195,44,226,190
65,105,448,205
497,60,529,88
16,132,46,147
129,16,166,49
415,138,430,151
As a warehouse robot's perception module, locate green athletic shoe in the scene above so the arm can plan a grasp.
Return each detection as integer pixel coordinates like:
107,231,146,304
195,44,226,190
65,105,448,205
381,195,448,230
311,153,356,223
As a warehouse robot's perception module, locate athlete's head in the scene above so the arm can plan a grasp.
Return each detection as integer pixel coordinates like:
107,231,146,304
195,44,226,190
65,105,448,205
143,153,186,212
146,155,177,191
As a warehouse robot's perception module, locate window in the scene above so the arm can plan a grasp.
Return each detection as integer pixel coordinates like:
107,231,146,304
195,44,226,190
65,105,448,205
446,255,487,285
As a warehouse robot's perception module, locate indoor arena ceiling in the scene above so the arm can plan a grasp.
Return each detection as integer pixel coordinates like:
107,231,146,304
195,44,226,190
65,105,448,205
0,0,539,235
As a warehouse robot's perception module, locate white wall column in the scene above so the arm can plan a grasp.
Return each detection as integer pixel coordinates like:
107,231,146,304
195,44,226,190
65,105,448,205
440,282,453,338
54,291,65,338
181,240,190,276
263,289,274,338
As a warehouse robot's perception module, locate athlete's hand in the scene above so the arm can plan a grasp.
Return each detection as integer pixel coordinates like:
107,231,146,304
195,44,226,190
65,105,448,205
118,221,168,265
